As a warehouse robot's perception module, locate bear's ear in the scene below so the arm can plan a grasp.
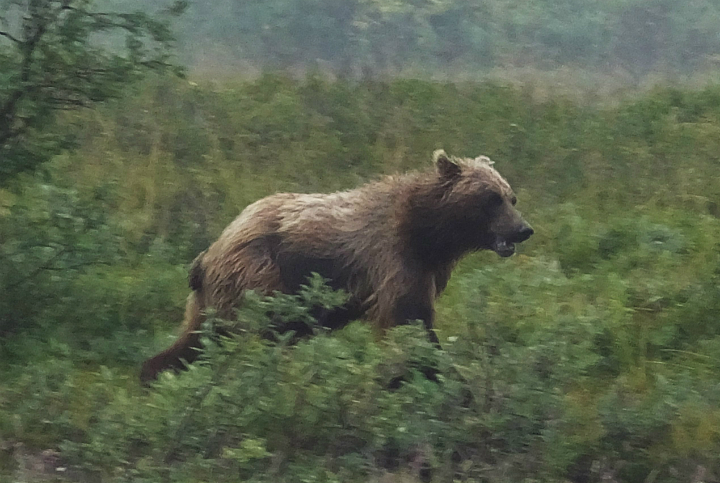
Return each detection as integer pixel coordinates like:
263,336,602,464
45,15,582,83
474,155,494,166
434,149,461,179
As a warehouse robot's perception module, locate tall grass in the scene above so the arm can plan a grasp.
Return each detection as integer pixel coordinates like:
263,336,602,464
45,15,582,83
1,75,720,481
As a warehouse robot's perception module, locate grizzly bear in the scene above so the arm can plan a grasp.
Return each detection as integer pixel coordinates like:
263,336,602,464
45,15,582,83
140,150,533,384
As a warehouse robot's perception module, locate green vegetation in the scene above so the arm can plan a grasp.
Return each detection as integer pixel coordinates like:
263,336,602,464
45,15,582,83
0,0,185,183
2,75,720,482
105,0,720,82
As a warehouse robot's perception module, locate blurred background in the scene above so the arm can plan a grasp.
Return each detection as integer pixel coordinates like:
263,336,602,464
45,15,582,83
2,1,720,481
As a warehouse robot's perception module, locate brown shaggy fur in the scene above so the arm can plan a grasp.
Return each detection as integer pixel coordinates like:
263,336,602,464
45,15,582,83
140,150,533,384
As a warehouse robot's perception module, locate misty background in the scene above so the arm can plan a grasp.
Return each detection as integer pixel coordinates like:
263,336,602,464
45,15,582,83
103,0,720,84
3,1,720,481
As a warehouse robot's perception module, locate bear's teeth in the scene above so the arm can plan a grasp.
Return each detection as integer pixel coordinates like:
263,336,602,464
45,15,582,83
492,238,516,257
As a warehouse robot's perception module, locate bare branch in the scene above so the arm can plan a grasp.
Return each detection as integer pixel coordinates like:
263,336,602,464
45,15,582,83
4,247,113,292
0,4,55,142
5,247,68,291
0,30,20,44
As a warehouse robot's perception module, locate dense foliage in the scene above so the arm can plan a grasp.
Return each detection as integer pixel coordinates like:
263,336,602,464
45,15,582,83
103,0,720,80
0,0,185,183
2,76,720,482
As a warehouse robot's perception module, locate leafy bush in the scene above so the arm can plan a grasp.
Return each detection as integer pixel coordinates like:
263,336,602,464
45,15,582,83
3,77,720,481
0,184,119,337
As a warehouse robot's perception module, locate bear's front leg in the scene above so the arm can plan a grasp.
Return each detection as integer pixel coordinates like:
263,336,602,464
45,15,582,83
388,271,442,348
385,288,442,388
393,290,441,348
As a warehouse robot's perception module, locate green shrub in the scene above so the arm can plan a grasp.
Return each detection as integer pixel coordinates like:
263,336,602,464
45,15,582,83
3,77,720,482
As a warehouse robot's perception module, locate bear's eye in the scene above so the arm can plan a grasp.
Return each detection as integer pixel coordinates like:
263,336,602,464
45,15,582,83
487,192,503,209
511,196,517,206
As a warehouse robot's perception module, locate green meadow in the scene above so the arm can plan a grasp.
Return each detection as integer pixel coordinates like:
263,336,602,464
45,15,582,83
2,75,720,481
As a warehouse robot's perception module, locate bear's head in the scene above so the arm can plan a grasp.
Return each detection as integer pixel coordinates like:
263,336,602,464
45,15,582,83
432,149,533,258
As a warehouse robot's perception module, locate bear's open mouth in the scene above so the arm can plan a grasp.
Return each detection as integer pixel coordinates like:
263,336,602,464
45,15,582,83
491,237,516,257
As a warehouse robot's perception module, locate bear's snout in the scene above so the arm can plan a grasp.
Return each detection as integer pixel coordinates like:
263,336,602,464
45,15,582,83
509,225,534,244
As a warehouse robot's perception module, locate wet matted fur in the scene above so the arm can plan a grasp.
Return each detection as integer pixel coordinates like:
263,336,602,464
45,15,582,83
141,150,533,384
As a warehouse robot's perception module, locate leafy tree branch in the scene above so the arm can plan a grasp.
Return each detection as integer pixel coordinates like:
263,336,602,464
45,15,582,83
0,0,186,184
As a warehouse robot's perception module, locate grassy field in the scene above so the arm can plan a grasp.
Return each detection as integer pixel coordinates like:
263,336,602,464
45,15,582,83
1,75,720,482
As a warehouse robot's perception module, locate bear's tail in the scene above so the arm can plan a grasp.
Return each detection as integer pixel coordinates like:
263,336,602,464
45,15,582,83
140,291,206,385
140,252,208,385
